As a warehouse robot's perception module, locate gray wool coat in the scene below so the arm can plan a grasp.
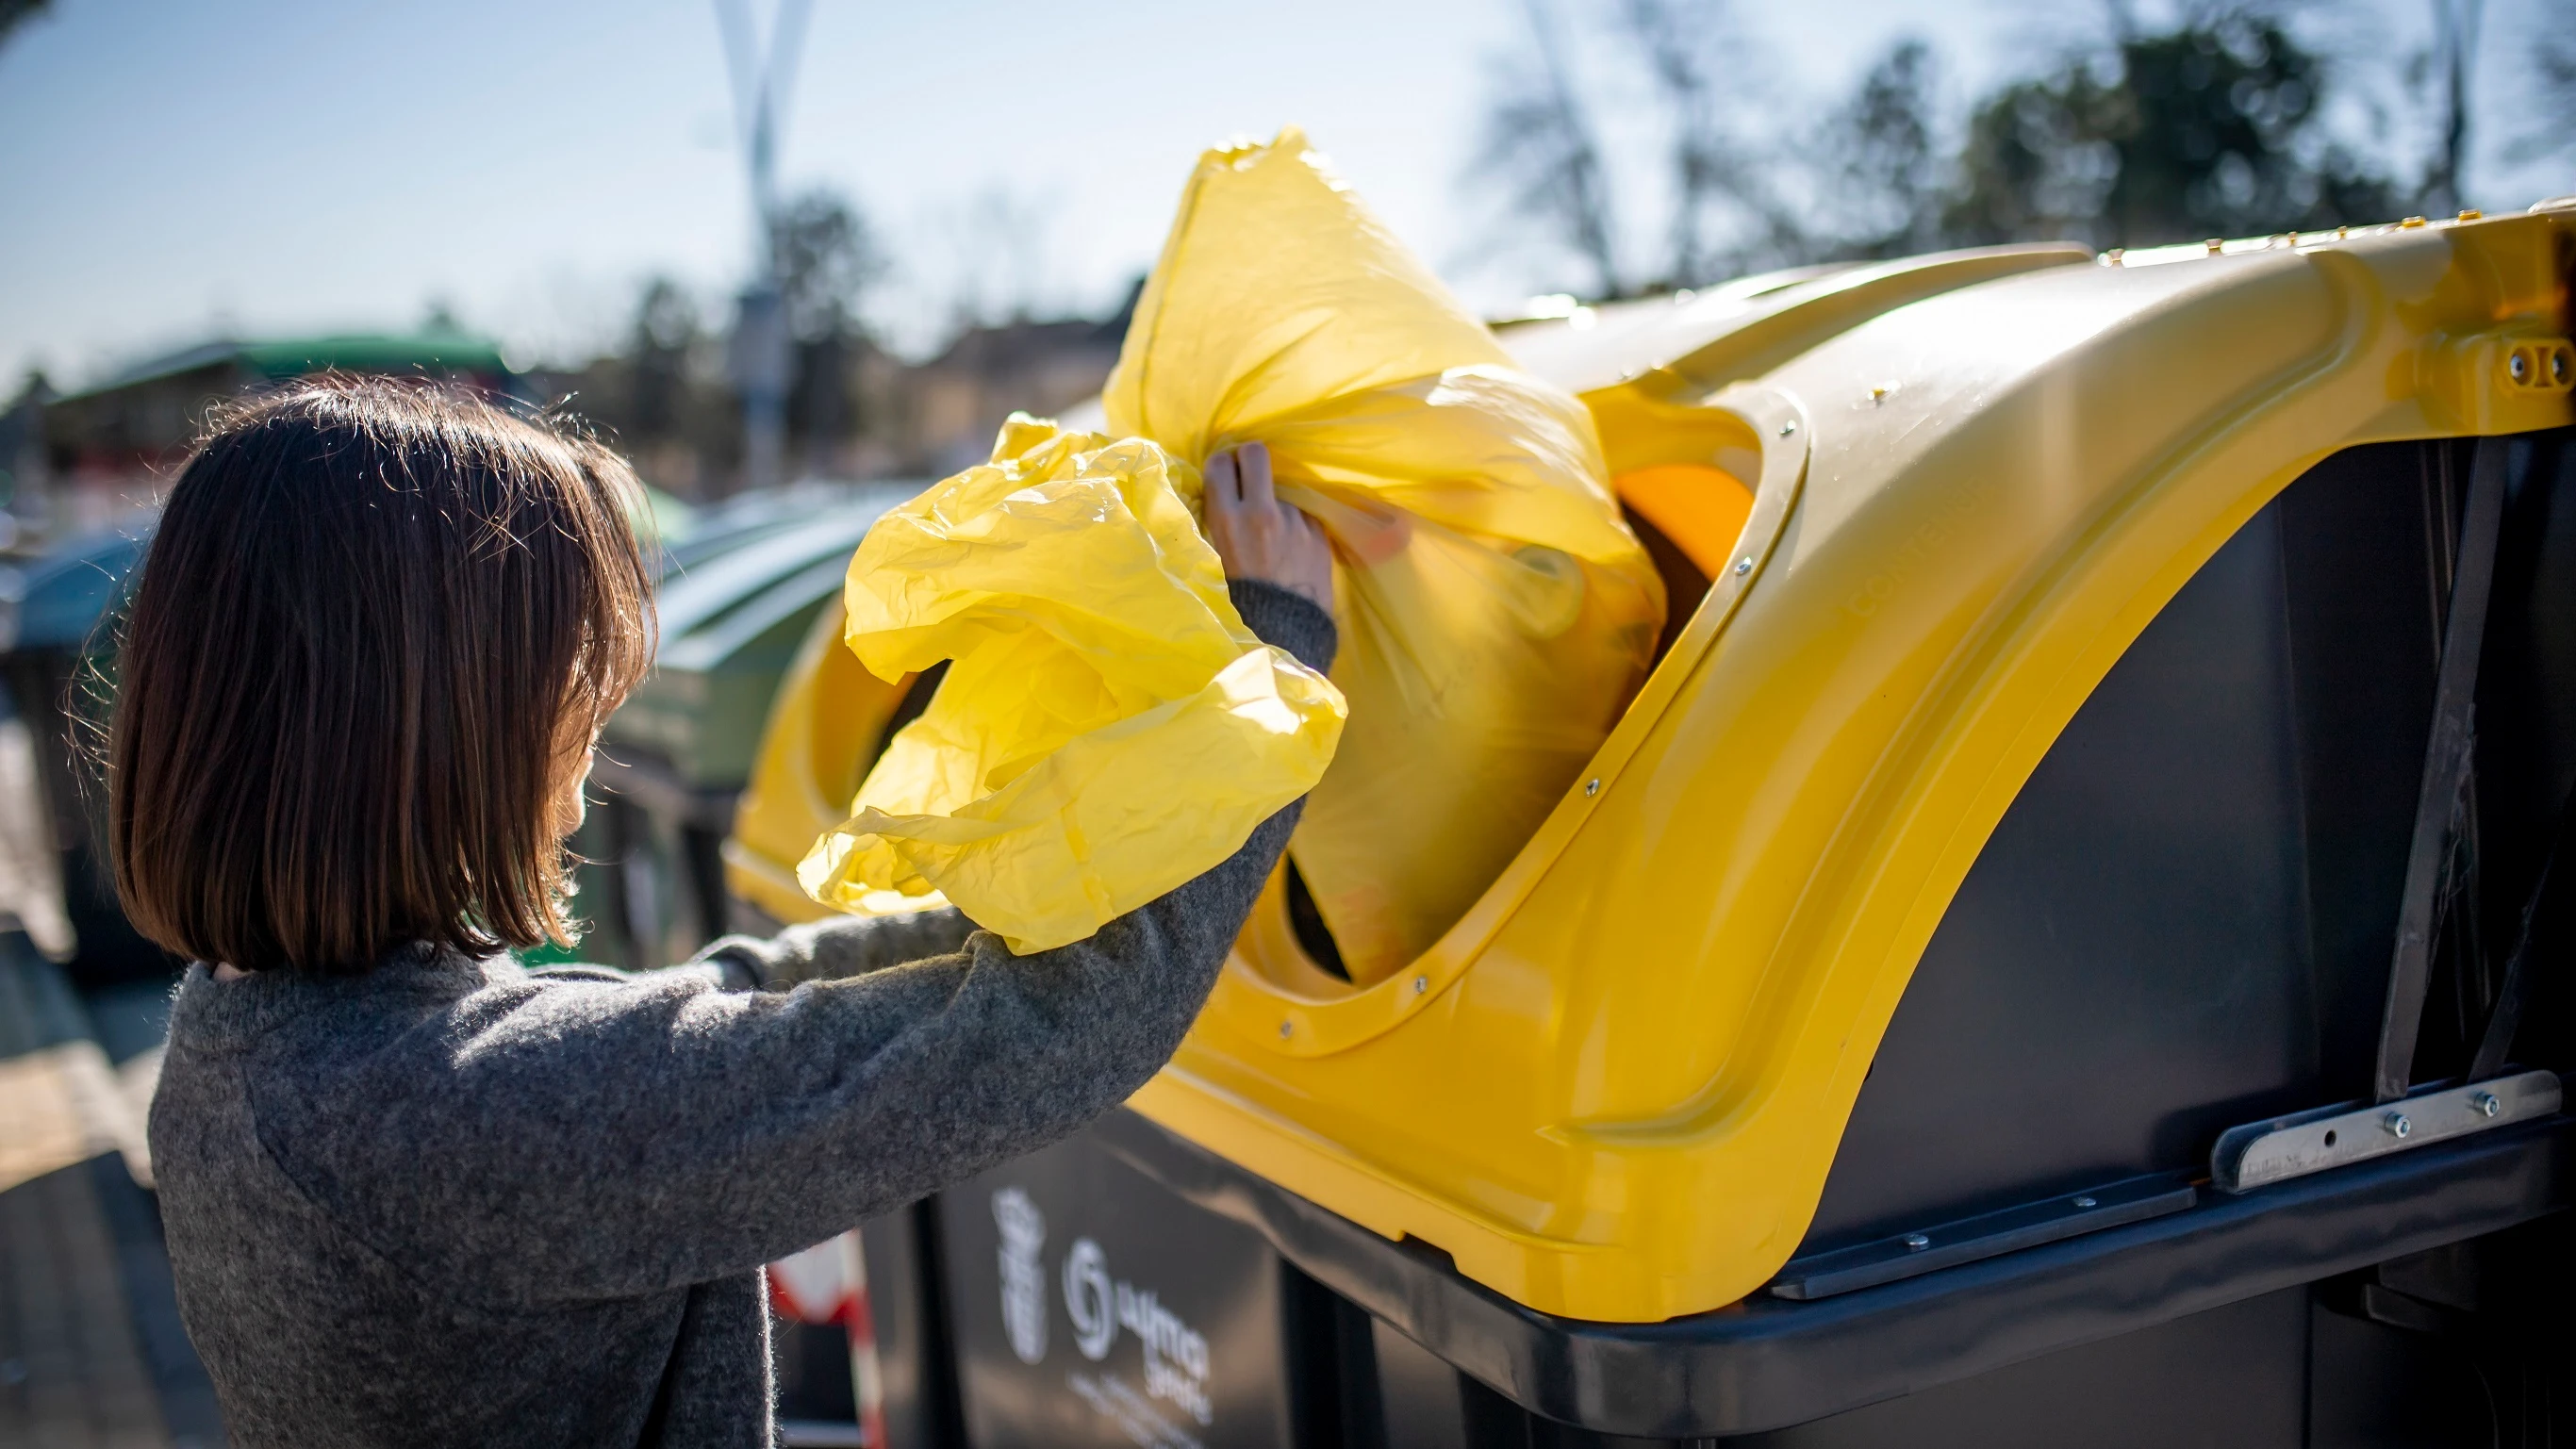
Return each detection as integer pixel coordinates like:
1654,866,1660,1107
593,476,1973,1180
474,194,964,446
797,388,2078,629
148,582,1333,1448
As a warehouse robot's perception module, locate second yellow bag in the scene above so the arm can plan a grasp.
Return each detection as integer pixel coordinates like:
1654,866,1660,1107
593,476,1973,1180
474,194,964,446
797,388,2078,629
1105,129,1666,982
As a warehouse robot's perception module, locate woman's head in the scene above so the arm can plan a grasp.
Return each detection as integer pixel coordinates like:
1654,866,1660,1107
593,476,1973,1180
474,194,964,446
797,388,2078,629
109,376,655,973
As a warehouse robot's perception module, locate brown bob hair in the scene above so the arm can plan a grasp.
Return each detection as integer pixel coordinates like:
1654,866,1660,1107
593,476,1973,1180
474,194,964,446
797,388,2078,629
108,377,655,973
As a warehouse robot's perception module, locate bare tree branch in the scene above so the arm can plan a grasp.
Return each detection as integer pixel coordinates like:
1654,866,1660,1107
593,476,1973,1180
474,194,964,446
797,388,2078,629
1614,0,1811,283
0,0,52,52
2505,6,2576,166
1473,0,1626,296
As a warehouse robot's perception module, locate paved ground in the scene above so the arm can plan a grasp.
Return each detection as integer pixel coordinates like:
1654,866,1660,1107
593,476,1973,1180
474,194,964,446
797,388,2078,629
0,935,224,1447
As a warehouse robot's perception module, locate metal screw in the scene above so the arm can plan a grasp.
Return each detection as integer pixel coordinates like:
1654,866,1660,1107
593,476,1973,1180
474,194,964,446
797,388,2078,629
1778,420,1798,437
2384,1111,2412,1139
2472,1091,2501,1118
1413,975,1429,995
2511,351,2530,382
1584,778,1601,797
1734,557,1753,576
2072,1195,2098,1209
1279,1021,1294,1039
1903,1233,1931,1251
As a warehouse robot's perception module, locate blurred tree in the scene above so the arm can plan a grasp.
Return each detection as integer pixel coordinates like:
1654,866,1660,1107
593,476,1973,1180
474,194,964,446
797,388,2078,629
2506,4,2573,178
1474,0,1627,296
1814,40,1950,260
772,189,887,476
1943,56,2126,246
1619,0,1832,284
1946,6,2401,249
625,277,700,445
0,0,50,53
2421,0,2486,216
776,189,884,342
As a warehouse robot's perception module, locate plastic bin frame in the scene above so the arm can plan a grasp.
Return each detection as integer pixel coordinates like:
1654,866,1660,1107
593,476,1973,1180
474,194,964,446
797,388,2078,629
734,213,2576,1332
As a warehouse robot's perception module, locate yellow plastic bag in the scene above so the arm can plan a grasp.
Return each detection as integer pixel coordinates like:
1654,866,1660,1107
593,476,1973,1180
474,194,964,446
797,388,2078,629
797,418,1346,953
1102,129,1666,981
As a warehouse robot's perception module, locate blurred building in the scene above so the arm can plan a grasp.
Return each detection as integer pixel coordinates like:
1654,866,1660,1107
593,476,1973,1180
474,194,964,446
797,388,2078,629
897,309,1129,476
36,330,514,540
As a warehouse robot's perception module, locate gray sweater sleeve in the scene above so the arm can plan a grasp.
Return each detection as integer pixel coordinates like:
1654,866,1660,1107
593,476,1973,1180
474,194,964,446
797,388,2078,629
328,582,1334,1305
689,906,975,989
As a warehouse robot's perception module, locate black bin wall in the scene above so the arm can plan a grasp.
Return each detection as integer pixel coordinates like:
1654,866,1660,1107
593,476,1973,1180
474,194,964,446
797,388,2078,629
1805,433,2574,1253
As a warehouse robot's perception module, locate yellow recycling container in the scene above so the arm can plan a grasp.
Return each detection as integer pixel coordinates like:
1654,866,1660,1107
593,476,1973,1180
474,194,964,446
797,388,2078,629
731,208,2576,1327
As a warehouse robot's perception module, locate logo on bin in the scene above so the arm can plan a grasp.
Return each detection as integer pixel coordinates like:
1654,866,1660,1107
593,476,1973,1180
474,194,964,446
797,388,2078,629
1063,1236,1213,1425
992,1187,1049,1365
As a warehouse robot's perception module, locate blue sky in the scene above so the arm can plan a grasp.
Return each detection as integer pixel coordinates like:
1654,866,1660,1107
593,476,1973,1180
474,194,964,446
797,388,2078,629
1,0,2564,388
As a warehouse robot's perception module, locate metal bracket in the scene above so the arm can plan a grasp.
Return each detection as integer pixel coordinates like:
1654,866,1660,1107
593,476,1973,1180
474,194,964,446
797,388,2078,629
2374,437,2509,1104
2210,1069,2563,1194
1767,1174,2197,1300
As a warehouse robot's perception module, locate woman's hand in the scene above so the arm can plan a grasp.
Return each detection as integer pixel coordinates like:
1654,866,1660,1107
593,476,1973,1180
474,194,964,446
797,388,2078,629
1204,442,1334,613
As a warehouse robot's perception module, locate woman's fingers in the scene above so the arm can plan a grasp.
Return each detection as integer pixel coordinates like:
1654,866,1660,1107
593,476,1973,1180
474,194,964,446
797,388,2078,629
1236,441,1276,512
1205,448,1242,509
1201,442,1336,614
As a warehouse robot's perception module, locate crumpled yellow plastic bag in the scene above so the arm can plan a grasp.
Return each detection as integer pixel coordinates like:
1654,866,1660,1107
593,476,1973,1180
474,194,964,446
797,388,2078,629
797,418,1346,953
1103,128,1666,982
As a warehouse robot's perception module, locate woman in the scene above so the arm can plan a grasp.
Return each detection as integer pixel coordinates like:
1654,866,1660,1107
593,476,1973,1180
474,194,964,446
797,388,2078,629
123,377,1335,1448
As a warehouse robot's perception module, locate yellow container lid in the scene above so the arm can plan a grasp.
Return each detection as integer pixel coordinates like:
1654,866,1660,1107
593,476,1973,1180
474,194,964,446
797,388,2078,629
732,213,2573,1322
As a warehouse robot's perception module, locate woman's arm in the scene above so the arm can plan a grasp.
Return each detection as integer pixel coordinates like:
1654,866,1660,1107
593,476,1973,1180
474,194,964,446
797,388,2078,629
689,906,974,988
347,575,1335,1306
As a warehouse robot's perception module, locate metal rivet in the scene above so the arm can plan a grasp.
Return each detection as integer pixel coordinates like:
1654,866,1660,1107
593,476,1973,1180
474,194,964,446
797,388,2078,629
2384,1111,2412,1139
2205,238,2224,254
2511,351,2530,381
1583,778,1601,797
1903,1233,1931,1250
1734,557,1753,576
1279,1021,1294,1039
1778,420,1797,436
1413,975,1429,995
2072,1195,2098,1209
2472,1091,2501,1118
2105,248,2125,266
2458,208,2483,222
2402,215,2428,228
